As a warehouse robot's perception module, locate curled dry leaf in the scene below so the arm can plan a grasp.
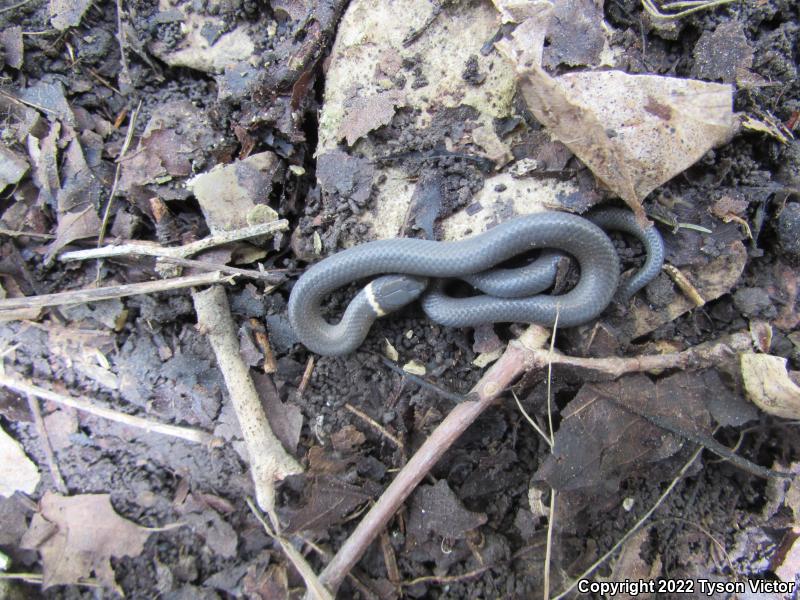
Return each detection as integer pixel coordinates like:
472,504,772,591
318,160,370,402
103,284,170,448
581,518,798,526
496,4,737,220
20,492,158,591
0,424,40,498
740,353,800,419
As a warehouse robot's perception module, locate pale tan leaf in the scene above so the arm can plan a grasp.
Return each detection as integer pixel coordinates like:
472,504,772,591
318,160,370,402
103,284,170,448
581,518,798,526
20,492,156,591
0,425,40,498
740,353,800,419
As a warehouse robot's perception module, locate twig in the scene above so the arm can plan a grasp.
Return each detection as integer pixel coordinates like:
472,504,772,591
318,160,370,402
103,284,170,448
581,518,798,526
598,389,794,480
512,391,552,447
520,331,753,380
0,227,54,240
25,394,68,494
157,256,287,284
97,99,141,249
543,490,556,600
0,374,214,444
248,498,333,600
552,445,705,599
193,286,302,516
315,326,551,593
59,219,289,262
0,271,233,312
250,319,278,373
543,312,559,600
663,264,705,307
345,403,404,451
0,0,40,13
641,0,735,19
115,0,131,87
380,357,465,403
298,356,315,396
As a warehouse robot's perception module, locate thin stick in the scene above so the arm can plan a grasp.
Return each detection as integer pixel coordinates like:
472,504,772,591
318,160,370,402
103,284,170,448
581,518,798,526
0,374,214,444
25,394,68,494
247,498,333,600
0,0,39,13
543,311,559,600
552,445,704,599
157,256,287,283
0,271,232,312
97,99,141,248
316,326,551,593
641,0,734,19
543,490,556,600
512,391,552,447
60,219,289,262
0,228,55,240
193,286,302,515
546,309,559,445
298,356,315,396
345,403,404,450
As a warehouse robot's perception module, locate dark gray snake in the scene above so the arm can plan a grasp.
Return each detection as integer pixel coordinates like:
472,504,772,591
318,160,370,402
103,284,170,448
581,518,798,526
288,208,665,356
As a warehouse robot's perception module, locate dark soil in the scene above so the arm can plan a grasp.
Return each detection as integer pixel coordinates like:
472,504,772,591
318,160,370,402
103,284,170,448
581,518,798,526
1,0,800,598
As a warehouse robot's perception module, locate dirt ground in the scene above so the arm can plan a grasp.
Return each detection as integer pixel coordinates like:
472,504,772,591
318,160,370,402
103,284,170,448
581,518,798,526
1,0,800,598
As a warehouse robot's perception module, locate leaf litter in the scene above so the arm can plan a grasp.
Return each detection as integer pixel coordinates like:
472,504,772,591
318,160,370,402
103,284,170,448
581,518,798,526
20,492,161,591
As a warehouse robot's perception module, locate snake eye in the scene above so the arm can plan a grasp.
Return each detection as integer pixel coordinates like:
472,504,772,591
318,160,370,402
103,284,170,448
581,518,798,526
370,275,428,313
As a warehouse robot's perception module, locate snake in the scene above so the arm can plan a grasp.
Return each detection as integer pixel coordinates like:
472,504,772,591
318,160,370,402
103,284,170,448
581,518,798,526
288,208,665,356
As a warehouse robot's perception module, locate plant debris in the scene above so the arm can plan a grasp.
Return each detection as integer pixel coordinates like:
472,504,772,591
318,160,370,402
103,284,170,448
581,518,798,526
0,425,40,497
20,492,158,591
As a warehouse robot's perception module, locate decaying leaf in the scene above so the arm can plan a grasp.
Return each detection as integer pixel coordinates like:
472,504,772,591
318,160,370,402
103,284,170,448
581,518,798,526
0,26,23,69
535,372,712,493
337,90,406,146
0,146,29,189
740,353,800,419
0,424,40,498
49,0,92,30
597,528,661,599
20,492,156,591
691,21,754,83
187,152,282,234
407,480,487,543
148,0,256,74
280,475,376,534
497,6,737,220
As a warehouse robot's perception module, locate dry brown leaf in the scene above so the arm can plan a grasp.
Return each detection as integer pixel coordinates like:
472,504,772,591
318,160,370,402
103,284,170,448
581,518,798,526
740,353,800,419
20,492,156,591
337,90,405,146
0,424,40,498
497,5,736,220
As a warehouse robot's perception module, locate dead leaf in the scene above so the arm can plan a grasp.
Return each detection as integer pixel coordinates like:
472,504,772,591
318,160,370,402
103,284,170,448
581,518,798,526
740,353,800,419
280,475,376,534
407,480,487,543
316,149,374,208
20,492,155,591
331,425,366,454
118,101,216,198
18,81,76,126
148,1,255,74
0,424,40,497
535,373,711,493
338,90,405,146
187,152,282,234
541,0,606,69
597,528,661,598
497,7,736,220
46,205,102,262
0,146,29,190
691,21,753,83
0,26,23,69
253,373,303,455
49,0,92,30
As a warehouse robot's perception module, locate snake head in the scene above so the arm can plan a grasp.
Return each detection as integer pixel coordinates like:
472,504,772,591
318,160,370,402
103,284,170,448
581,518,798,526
369,275,428,314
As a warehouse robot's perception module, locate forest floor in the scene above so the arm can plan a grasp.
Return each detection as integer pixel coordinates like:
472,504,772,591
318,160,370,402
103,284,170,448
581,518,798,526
1,0,800,598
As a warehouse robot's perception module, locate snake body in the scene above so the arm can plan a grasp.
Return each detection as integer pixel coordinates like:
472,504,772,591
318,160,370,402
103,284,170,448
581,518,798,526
288,209,665,356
